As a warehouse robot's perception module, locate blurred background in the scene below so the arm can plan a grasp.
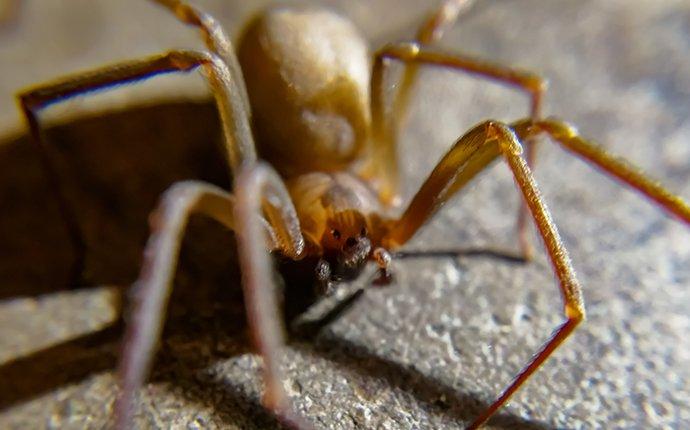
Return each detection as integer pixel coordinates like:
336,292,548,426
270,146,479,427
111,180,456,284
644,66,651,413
1,0,689,428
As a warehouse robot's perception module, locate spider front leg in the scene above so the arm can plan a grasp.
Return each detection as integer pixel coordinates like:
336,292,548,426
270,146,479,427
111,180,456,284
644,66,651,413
382,121,584,429
116,167,311,429
233,163,308,425
18,48,254,285
151,0,251,115
116,181,237,430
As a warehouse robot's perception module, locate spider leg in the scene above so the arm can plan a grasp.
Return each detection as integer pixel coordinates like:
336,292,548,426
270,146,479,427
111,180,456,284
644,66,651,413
17,49,255,285
150,0,251,115
116,173,309,429
116,181,240,429
416,0,475,42
393,0,478,122
368,42,545,228
233,162,308,427
382,121,585,429
392,1,547,257
512,118,690,224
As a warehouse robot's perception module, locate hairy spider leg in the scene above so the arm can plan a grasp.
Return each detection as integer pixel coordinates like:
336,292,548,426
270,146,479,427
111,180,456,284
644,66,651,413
392,0,478,122
381,121,584,429
370,0,547,255
116,171,310,429
17,48,254,285
151,0,251,116
398,0,549,259
115,181,238,429
512,119,690,224
378,43,689,427
368,41,545,224
233,163,309,426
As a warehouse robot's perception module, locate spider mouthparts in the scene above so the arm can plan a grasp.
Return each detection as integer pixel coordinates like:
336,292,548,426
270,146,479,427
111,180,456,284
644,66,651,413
339,237,371,269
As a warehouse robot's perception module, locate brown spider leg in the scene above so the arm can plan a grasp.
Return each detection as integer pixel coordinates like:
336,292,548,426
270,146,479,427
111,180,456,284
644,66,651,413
395,0,546,258
116,174,309,429
233,162,311,428
369,42,545,218
511,118,690,224
393,0,477,123
382,121,585,429
150,0,251,115
17,49,255,285
116,181,242,429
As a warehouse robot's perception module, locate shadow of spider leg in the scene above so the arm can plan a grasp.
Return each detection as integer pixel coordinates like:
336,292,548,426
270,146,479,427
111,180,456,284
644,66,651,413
116,168,312,430
381,121,584,429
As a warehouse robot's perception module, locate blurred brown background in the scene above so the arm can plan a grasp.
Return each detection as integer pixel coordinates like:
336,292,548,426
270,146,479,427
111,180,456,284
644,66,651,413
1,0,689,429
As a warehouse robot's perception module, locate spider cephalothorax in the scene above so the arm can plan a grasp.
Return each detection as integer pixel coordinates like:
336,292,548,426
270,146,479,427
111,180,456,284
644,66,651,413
285,171,390,285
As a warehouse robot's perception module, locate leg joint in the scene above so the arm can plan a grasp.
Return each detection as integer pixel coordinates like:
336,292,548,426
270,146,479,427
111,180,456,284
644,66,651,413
486,121,524,156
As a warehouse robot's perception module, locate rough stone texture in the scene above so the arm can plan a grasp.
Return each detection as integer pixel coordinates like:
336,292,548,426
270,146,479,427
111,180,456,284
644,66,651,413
1,0,689,429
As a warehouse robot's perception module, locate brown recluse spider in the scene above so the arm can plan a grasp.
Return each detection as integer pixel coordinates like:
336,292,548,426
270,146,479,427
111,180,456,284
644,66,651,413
17,0,690,428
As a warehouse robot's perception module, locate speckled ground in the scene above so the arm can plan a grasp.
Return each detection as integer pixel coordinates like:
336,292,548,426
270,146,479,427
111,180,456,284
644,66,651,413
1,0,689,429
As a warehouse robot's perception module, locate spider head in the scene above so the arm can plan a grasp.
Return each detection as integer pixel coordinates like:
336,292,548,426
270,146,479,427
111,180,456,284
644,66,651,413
320,210,372,280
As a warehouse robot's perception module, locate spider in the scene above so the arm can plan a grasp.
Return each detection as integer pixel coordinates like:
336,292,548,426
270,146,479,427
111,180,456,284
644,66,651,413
16,0,690,428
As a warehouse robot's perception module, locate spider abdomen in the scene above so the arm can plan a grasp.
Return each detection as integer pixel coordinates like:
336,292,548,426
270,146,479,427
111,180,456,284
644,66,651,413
238,6,372,178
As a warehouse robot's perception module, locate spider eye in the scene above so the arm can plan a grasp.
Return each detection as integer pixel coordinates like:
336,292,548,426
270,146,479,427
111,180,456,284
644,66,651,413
360,227,367,237
332,229,341,240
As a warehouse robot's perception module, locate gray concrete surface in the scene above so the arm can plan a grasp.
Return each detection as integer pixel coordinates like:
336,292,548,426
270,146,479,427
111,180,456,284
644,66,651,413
1,0,689,429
